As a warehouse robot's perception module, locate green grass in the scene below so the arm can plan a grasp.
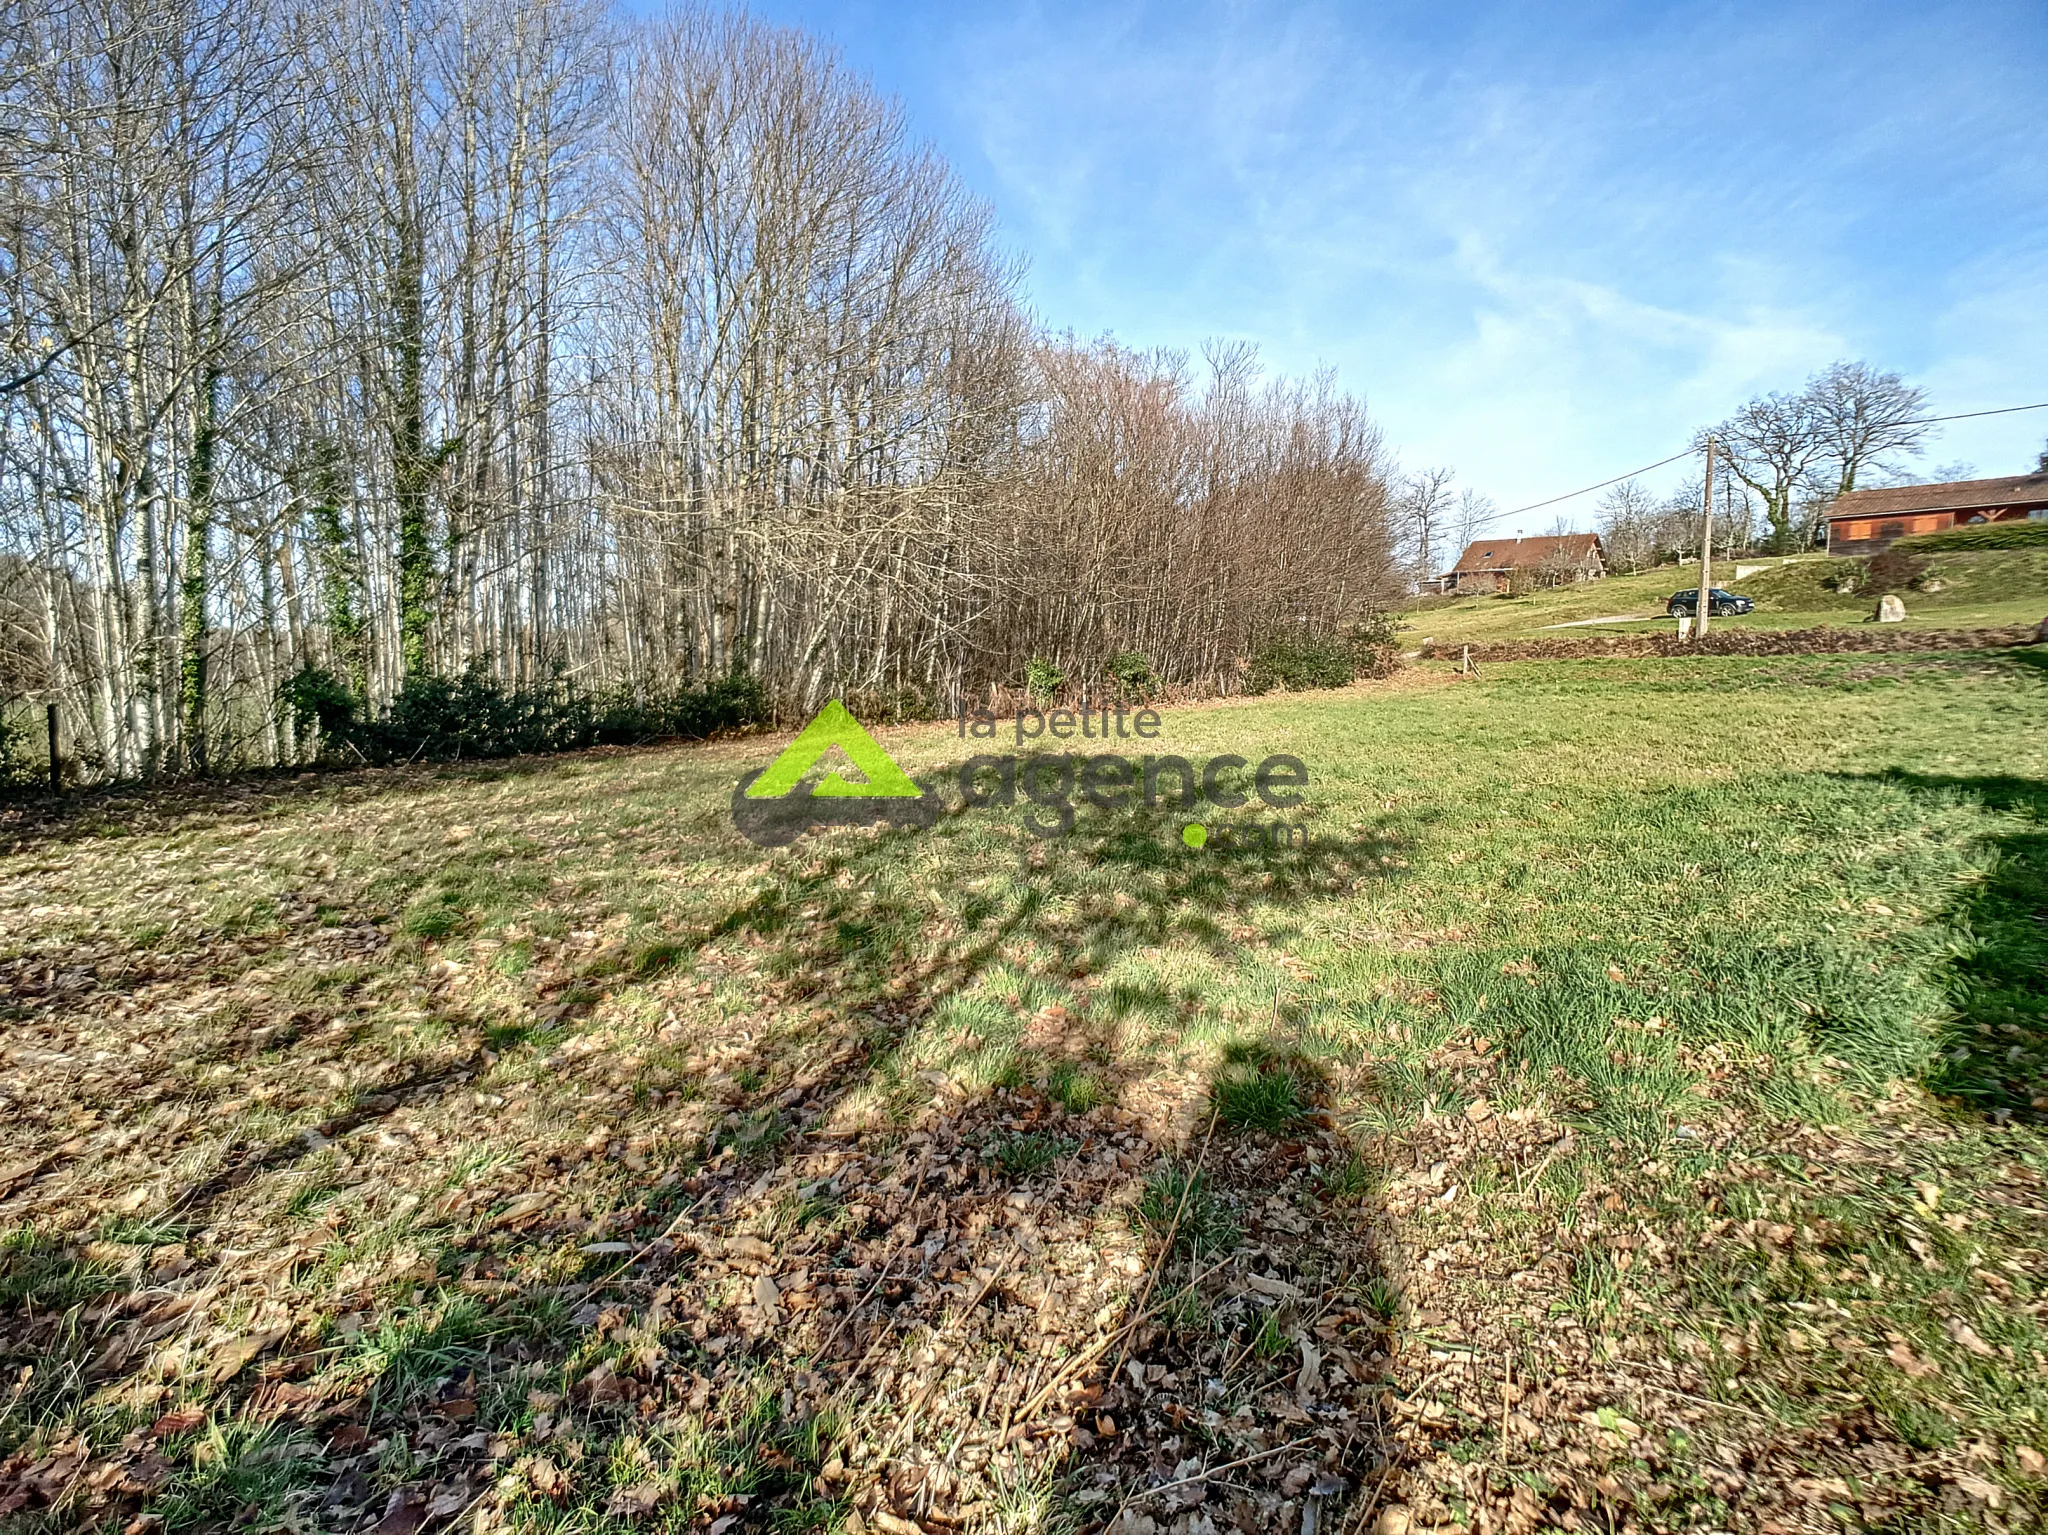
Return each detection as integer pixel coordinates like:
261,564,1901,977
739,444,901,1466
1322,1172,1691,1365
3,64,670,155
1045,1061,1110,1113
992,1132,1077,1178
1210,1046,1307,1132
720,1106,789,1161
3,648,2045,1529
1403,547,2048,643
0,1224,122,1311
1135,1161,1241,1258
151,1420,323,1533
1897,520,2048,554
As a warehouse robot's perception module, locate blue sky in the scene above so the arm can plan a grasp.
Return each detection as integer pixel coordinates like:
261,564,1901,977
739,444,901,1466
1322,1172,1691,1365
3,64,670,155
745,0,2047,532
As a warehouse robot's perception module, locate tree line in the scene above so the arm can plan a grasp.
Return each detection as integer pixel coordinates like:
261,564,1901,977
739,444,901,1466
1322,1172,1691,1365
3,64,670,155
0,0,1403,783
1596,361,1965,573
1388,360,1964,585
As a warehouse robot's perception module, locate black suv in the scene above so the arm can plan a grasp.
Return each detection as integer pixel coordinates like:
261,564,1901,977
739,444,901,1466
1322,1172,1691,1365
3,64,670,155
1667,587,1754,617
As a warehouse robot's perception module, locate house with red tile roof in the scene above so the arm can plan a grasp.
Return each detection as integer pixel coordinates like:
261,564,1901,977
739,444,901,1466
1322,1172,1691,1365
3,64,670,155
1825,473,2048,555
1443,533,1606,594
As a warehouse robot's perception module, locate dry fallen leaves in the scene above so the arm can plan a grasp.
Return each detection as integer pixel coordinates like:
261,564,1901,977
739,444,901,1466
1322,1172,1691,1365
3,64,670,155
204,1327,287,1385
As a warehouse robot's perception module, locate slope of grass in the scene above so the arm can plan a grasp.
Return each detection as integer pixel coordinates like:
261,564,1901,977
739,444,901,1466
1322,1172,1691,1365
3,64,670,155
1898,520,2048,554
1404,547,2048,643
1,651,2045,1531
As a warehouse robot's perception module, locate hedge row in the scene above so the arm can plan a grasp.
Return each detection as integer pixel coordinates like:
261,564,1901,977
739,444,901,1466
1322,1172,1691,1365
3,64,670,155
1892,521,2048,554
283,662,768,764
1420,623,2043,664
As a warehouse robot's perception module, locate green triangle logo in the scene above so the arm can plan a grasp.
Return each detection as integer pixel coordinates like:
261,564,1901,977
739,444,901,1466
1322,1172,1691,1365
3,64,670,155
745,700,923,800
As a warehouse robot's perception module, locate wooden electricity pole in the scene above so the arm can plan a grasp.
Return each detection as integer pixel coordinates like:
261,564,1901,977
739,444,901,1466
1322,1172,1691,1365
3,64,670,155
1696,435,1716,640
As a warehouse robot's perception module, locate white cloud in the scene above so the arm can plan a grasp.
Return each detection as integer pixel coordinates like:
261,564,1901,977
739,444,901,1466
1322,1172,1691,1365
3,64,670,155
823,0,2048,519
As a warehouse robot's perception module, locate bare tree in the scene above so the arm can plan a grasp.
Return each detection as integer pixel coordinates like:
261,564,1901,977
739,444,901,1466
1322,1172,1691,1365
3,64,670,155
1,0,1408,783
1596,478,1658,573
1717,360,1935,555
1805,360,1929,499
1450,488,1492,557
1396,466,1455,587
997,340,1398,696
1711,392,1825,555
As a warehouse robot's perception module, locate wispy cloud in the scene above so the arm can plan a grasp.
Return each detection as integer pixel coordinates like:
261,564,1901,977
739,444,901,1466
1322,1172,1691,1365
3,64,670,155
759,0,2048,523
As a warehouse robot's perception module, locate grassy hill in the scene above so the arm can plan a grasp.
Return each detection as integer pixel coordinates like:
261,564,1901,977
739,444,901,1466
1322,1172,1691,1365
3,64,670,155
2,653,2046,1532
1403,547,2048,645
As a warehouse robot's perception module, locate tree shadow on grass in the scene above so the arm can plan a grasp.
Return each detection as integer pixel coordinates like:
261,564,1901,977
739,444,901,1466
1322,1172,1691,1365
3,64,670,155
1847,769,2048,1124
0,792,1411,1533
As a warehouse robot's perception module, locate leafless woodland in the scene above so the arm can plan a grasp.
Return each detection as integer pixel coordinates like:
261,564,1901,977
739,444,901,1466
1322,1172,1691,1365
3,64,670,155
0,0,1402,780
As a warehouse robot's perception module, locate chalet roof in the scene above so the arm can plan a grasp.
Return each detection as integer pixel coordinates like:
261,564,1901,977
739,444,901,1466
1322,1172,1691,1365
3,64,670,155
1826,472,2048,521
1449,533,1603,574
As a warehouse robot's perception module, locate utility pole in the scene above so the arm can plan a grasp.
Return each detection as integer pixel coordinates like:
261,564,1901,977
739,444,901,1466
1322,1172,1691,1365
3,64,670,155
1696,435,1716,640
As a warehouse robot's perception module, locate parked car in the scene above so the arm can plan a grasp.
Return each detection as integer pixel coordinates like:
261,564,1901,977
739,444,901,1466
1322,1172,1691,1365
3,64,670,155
1667,587,1754,617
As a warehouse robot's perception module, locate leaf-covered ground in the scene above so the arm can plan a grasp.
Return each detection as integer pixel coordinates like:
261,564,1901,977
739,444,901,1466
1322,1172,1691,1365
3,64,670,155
1,652,2045,1534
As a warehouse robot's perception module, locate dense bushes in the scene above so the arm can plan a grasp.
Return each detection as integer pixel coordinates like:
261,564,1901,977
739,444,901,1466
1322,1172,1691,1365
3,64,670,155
1023,658,1064,702
0,709,38,790
1243,615,1400,695
1107,651,1158,698
1893,521,2048,554
283,662,767,764
1244,635,1354,694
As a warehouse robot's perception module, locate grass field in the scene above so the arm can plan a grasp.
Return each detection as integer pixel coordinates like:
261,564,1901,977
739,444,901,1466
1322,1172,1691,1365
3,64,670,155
2,651,2046,1533
1402,548,2048,645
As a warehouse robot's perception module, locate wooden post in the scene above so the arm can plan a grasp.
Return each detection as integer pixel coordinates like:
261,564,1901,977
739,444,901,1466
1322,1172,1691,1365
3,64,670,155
46,702,60,794
1696,435,1716,640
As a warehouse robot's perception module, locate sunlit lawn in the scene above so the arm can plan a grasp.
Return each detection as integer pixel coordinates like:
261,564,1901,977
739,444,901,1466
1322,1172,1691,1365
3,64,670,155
2,649,2044,1530
1402,547,2048,644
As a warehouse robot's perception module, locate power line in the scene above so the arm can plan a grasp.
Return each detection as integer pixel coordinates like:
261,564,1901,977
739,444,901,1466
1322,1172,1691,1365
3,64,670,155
1456,398,2048,540
1476,448,1695,529
1907,400,2048,425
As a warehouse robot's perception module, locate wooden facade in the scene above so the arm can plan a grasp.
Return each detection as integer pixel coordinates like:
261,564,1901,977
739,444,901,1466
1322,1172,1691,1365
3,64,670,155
1825,474,2048,556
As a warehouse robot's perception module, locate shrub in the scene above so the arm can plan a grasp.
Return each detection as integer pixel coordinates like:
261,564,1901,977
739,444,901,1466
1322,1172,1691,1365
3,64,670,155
1244,634,1354,695
1244,615,1399,695
1348,612,1402,679
0,707,38,792
1892,520,2048,554
590,671,765,744
374,663,555,759
654,672,769,740
298,661,768,766
281,665,359,736
1106,650,1157,698
1023,656,1064,702
837,684,942,725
